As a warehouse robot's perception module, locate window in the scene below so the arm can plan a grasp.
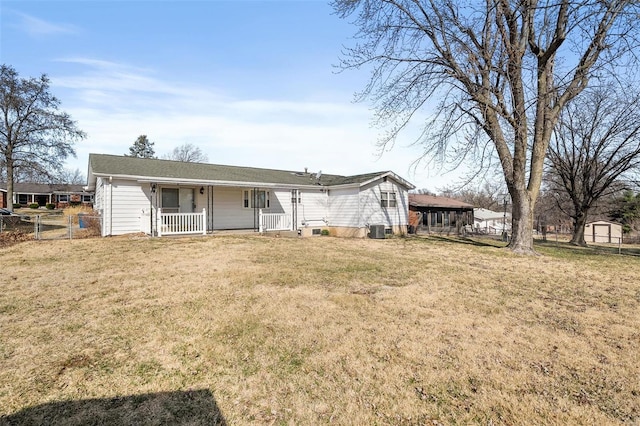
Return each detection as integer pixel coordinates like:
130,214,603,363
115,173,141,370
18,194,28,205
381,191,397,208
58,194,69,203
82,194,94,203
162,188,179,213
291,190,301,204
243,190,270,209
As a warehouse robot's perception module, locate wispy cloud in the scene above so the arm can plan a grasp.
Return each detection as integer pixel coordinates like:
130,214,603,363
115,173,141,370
14,12,79,38
53,58,450,187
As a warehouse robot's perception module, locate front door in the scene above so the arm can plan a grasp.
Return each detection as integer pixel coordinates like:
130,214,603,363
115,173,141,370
179,188,194,213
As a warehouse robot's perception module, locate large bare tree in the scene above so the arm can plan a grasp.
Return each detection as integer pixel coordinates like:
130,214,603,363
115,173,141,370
547,86,640,246
333,0,639,253
0,65,85,211
162,143,209,163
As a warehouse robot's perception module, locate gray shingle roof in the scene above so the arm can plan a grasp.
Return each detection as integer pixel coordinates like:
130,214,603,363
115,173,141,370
409,194,474,209
88,154,404,188
0,182,87,194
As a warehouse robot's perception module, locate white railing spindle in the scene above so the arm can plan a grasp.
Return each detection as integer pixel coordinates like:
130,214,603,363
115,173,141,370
157,208,206,236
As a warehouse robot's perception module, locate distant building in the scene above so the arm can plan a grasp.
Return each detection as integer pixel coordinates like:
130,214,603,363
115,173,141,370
474,208,511,234
409,194,474,234
0,182,94,209
584,220,622,243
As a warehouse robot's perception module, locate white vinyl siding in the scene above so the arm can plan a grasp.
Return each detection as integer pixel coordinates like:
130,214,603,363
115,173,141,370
111,180,150,235
327,187,360,227
298,190,328,227
359,179,408,227
210,187,255,229
99,179,150,236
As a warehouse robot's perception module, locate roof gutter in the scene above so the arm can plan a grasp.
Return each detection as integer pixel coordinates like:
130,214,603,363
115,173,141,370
90,173,328,190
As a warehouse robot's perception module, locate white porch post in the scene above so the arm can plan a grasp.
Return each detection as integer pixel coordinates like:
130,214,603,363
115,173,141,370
202,208,206,235
259,208,263,232
157,207,163,237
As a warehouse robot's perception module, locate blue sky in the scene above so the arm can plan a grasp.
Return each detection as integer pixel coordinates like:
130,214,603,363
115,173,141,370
1,0,465,190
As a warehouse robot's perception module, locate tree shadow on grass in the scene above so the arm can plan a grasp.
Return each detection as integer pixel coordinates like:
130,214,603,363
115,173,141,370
423,234,506,248
534,239,640,257
0,389,226,426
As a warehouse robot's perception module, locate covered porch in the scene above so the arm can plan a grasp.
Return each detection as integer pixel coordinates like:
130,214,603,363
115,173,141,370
141,182,296,236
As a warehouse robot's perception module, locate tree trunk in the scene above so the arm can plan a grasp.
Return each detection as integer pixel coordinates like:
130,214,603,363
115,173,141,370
507,190,537,254
7,160,13,211
570,212,588,246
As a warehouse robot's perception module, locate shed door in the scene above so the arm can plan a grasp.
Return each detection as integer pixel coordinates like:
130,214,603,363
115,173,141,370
592,224,611,243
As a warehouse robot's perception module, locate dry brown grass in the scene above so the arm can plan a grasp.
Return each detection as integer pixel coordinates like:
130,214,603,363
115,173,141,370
1,235,639,424
62,205,94,225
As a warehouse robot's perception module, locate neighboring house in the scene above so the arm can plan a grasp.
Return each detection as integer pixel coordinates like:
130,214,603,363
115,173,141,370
0,187,6,208
86,154,415,237
584,220,622,243
408,194,474,234
474,208,511,234
0,182,94,209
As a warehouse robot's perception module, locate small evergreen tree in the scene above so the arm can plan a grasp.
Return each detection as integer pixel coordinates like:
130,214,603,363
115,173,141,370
610,190,640,234
126,135,155,158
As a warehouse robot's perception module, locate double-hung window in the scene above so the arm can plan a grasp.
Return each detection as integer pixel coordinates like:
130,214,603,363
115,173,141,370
381,191,397,208
291,190,301,204
243,190,270,209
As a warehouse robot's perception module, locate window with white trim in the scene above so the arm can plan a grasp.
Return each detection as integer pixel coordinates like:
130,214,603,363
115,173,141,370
291,190,301,204
243,190,270,209
381,191,397,208
58,194,69,203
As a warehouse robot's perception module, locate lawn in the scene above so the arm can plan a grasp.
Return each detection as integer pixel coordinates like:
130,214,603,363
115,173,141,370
1,235,639,425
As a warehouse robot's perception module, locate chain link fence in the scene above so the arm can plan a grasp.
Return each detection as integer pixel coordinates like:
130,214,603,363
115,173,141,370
0,212,101,241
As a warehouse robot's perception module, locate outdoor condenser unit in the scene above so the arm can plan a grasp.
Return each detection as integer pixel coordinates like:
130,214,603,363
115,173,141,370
369,224,385,239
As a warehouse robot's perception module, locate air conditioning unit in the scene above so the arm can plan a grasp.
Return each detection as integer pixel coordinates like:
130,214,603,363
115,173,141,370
369,224,385,239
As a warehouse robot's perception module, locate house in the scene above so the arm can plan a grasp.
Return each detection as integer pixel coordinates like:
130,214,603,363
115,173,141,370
408,194,474,234
0,187,6,208
474,208,511,234
584,220,622,243
86,154,414,237
0,182,94,209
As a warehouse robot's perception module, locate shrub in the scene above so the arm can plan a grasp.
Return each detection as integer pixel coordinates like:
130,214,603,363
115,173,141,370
321,229,330,236
29,203,39,209
82,215,102,236
45,203,56,210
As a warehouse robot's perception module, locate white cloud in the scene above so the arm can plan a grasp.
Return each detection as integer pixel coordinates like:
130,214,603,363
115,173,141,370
55,58,462,190
15,12,79,37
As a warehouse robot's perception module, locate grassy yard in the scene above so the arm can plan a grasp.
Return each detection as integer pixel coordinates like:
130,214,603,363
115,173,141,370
1,235,639,425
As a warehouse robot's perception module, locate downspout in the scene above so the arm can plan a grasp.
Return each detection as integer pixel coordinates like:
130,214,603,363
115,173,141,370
150,183,154,236
357,187,361,236
109,176,113,236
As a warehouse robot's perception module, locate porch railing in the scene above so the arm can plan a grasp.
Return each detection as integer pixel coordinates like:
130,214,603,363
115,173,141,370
259,210,292,232
158,208,206,236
